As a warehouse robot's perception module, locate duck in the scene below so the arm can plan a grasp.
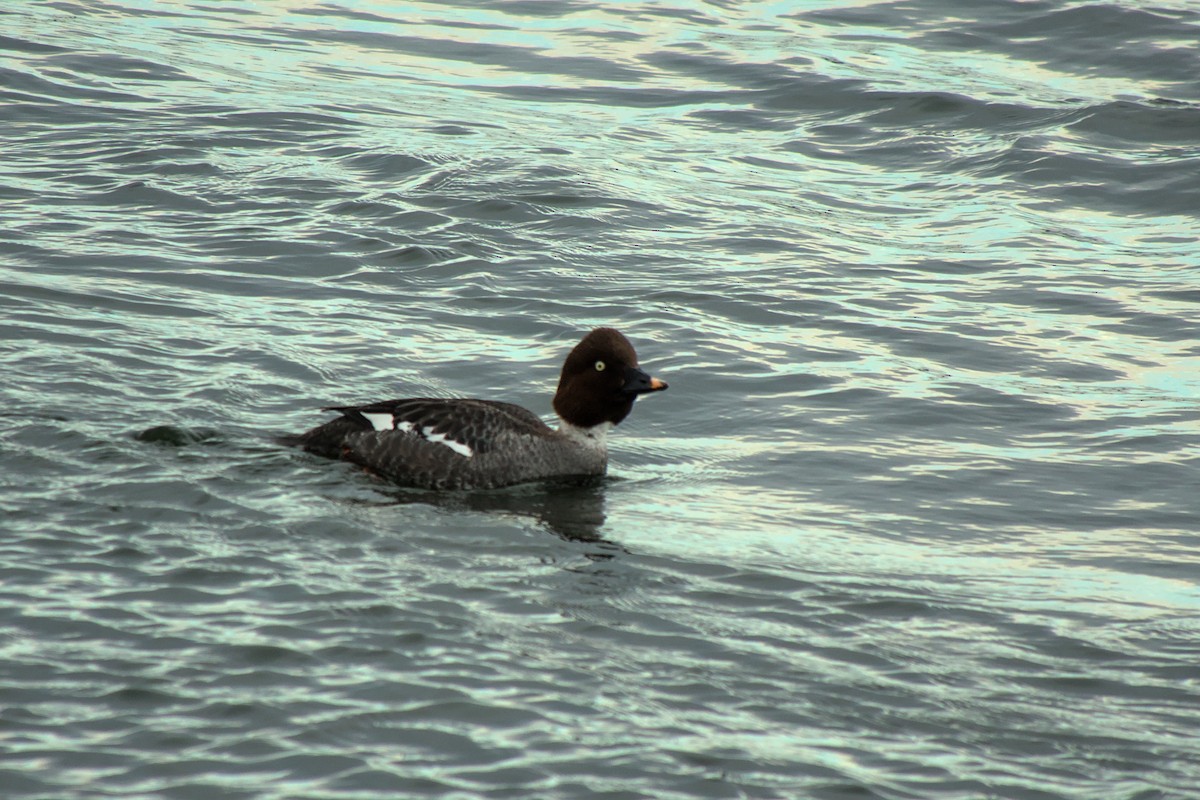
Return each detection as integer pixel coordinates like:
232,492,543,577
285,327,667,490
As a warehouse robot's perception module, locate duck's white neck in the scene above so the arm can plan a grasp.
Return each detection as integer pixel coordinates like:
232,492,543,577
559,419,613,450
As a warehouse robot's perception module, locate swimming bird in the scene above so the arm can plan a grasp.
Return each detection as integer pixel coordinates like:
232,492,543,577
285,327,667,490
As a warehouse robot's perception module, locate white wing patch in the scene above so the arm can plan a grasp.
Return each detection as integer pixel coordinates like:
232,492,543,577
362,412,395,432
422,426,474,458
359,411,473,458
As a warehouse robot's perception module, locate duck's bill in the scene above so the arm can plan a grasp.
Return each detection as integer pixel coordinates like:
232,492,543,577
623,366,669,395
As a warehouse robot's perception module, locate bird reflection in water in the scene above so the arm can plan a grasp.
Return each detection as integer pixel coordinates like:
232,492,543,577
371,476,621,555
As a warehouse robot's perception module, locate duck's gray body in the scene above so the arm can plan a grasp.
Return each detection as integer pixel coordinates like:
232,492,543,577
291,398,608,490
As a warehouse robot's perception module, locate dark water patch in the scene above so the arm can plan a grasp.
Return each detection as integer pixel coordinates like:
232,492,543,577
883,385,1077,431
78,180,217,212
646,48,809,92
0,182,39,202
427,123,477,136
1070,99,1200,146
976,5,1200,90
0,63,145,104
982,286,1140,319
0,34,67,54
371,243,460,265
860,91,1075,135
100,686,180,707
44,51,196,82
688,107,801,133
341,151,431,179
1095,312,1200,343
514,191,638,211
1148,289,1200,304
983,2,1194,40
984,147,1200,217
96,144,212,165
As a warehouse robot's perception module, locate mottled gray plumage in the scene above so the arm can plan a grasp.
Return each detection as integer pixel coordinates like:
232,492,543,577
285,328,667,490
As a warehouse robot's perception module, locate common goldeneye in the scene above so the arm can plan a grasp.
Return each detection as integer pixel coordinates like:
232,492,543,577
286,327,667,490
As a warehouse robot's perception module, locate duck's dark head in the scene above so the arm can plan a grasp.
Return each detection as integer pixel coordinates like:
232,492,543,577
552,327,668,429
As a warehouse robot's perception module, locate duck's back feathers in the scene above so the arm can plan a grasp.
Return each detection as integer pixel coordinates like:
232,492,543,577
293,398,593,490
324,398,551,457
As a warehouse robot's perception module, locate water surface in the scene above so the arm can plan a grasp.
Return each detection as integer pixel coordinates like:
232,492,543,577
3,1,1200,798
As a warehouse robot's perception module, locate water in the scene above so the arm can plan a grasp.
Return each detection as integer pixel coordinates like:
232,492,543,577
3,1,1199,798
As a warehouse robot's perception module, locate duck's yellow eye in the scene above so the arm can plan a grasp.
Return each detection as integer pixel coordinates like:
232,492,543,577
595,360,606,372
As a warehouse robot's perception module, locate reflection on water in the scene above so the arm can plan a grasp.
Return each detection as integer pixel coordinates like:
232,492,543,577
375,478,616,546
